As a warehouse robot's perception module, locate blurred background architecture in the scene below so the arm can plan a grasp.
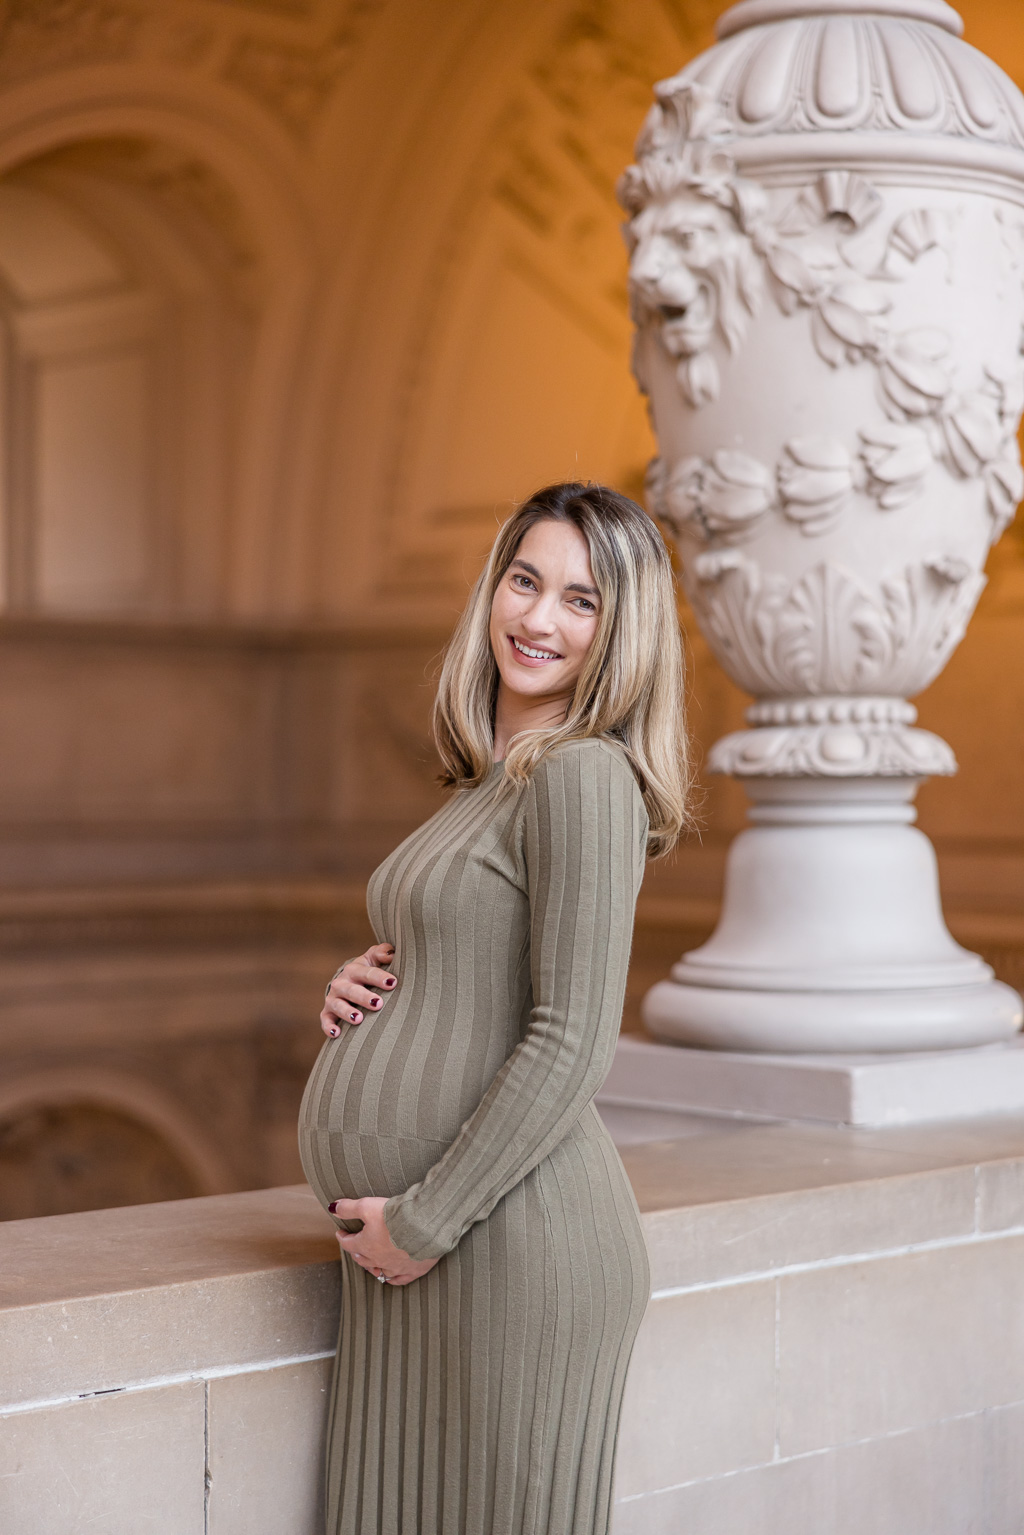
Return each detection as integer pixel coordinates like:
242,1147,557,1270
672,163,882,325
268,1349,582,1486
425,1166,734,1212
1,0,1024,1220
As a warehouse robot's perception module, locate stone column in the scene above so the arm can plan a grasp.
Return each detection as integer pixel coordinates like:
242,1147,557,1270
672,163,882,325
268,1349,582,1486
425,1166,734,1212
621,0,1024,1052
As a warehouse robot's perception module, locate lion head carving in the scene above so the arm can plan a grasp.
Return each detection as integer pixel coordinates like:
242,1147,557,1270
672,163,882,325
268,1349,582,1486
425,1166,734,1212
620,83,766,409
627,192,764,408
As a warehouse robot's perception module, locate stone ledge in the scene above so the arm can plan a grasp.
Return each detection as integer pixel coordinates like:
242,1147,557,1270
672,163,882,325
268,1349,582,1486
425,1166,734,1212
5,1115,1024,1412
0,1186,340,1412
4,1118,1024,1535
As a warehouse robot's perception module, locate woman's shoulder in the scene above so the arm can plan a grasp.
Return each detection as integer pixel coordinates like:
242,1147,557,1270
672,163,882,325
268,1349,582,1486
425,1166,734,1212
528,736,646,807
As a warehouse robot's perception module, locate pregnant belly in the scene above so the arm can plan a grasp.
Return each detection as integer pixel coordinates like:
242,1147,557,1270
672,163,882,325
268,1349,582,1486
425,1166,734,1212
297,1025,466,1206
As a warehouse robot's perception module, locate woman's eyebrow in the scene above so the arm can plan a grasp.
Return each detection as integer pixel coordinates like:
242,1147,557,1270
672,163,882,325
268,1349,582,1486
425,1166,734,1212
510,558,599,598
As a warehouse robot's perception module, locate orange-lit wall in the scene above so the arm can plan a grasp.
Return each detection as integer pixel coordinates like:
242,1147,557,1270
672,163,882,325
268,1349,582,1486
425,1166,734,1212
1,0,1023,1216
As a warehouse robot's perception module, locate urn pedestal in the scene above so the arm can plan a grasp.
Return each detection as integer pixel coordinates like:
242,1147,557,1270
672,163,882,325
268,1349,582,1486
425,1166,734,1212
622,0,1024,1056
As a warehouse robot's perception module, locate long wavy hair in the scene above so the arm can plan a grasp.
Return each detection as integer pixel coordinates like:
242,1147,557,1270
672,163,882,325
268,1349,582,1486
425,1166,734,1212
433,481,692,858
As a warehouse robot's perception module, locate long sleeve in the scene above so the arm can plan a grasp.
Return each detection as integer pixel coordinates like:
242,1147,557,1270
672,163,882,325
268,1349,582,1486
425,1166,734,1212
383,741,647,1261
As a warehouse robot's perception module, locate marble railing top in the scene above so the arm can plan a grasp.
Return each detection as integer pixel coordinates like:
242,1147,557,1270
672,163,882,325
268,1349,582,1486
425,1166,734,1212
3,1118,1023,1413
621,1112,1024,1215
0,1184,337,1313
4,1115,1024,1309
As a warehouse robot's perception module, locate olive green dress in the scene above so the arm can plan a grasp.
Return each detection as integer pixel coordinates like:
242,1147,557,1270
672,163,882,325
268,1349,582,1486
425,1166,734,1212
298,738,651,1535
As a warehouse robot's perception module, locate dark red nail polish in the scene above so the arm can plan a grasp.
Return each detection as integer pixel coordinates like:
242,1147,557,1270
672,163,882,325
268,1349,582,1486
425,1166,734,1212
351,1012,359,1021
329,1027,340,1037
385,978,396,988
328,1200,340,1214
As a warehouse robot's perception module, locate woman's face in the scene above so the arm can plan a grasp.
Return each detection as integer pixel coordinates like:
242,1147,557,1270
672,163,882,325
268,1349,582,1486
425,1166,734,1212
488,519,602,705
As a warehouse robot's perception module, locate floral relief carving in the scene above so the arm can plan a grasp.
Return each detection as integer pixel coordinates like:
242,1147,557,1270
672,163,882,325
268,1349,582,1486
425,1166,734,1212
654,437,860,543
777,438,854,536
859,423,932,510
685,552,986,701
620,89,965,407
651,427,905,543
622,94,959,399
623,83,1024,540
658,451,774,542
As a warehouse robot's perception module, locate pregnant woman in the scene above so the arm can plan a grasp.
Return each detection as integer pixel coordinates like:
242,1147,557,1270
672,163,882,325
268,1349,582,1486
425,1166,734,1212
298,480,690,1535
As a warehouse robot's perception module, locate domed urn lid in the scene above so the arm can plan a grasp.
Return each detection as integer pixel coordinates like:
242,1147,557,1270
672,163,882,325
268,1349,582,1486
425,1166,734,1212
646,0,1024,179
717,0,963,40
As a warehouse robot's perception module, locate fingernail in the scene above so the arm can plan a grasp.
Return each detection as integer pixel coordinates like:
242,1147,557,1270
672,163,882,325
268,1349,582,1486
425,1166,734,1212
329,1026,340,1038
328,1200,340,1213
351,1012,359,1022
372,998,382,1008
385,978,396,988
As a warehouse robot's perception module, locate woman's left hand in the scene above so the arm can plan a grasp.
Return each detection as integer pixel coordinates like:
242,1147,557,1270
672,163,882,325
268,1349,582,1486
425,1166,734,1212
330,1196,440,1287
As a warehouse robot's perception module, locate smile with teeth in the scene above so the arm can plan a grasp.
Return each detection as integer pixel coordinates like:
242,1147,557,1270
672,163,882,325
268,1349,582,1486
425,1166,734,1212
511,635,562,661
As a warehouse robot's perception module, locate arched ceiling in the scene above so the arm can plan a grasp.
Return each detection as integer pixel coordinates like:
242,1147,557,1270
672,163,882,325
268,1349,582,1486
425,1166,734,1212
0,0,1019,622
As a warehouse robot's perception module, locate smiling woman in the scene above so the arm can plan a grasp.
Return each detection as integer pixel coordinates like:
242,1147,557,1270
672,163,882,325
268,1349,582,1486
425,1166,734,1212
300,482,691,1535
489,519,603,754
433,481,692,854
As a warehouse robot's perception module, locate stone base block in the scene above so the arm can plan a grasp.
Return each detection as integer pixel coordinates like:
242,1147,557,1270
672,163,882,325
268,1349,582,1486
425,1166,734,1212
600,1034,1024,1128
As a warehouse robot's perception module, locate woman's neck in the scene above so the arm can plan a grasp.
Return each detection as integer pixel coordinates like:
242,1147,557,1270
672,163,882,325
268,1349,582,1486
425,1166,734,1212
493,683,572,762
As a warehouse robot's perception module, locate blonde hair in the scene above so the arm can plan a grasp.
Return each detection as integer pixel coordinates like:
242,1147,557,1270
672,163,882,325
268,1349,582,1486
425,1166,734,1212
434,481,692,858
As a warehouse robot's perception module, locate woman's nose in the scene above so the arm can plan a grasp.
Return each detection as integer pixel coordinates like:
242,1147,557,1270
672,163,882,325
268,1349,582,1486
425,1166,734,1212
522,595,559,634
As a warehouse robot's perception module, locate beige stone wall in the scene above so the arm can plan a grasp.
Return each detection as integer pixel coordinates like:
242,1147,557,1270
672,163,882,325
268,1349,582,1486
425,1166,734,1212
0,0,1023,1217
3,1118,1024,1532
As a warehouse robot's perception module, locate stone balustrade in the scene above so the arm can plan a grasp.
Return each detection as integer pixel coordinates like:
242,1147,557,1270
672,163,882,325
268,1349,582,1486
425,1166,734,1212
3,1110,1024,1533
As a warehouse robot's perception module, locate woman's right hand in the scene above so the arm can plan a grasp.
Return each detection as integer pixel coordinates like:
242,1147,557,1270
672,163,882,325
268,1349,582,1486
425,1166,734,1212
321,943,397,1038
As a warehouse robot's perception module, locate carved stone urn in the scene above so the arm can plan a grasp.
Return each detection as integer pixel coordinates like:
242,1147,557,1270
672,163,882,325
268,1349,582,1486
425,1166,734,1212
622,0,1024,1051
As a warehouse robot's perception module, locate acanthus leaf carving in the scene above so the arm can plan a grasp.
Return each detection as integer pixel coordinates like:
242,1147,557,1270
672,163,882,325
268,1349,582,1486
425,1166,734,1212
686,554,986,700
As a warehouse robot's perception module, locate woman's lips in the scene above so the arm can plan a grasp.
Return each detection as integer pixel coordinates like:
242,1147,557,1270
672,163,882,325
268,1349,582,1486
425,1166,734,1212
508,634,563,666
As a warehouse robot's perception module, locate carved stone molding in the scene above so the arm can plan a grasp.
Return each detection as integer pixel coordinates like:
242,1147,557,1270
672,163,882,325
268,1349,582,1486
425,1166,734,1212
708,720,956,777
682,551,985,702
670,0,1024,158
0,1,141,84
628,144,1024,539
745,694,916,726
0,0,381,142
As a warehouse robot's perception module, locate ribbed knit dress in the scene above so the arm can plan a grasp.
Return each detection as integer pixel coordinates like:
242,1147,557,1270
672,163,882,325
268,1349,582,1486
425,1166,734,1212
298,737,650,1535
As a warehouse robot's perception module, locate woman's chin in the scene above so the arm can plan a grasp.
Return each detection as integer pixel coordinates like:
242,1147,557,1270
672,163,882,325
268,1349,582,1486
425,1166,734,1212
499,666,566,697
